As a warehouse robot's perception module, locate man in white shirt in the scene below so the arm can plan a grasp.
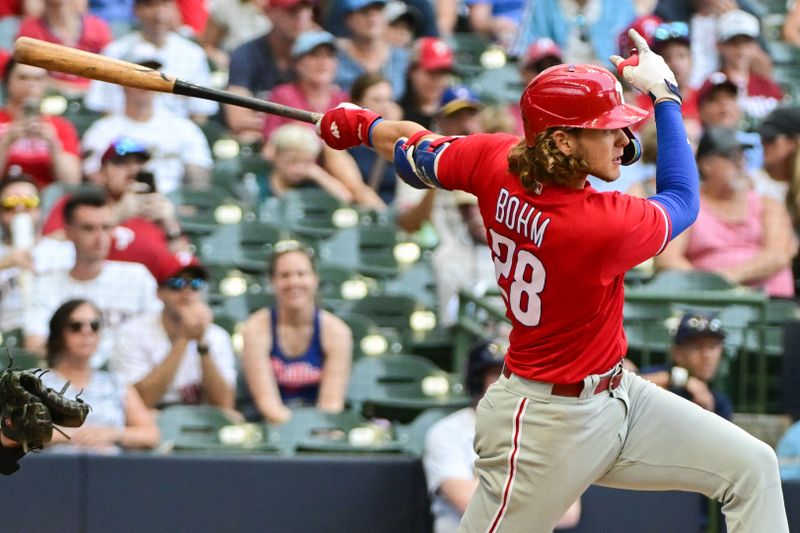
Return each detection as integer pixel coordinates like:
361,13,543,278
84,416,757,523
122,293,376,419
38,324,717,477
0,175,74,331
83,0,218,121
23,187,161,367
110,253,236,410
81,50,213,193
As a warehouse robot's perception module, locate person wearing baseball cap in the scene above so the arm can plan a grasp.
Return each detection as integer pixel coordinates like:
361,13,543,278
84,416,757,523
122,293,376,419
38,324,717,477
335,0,410,100
695,72,740,130
384,0,422,48
509,38,563,136
261,30,349,141
435,85,484,137
639,310,731,419
109,251,238,410
656,126,796,298
400,37,455,129
716,9,783,122
760,106,800,228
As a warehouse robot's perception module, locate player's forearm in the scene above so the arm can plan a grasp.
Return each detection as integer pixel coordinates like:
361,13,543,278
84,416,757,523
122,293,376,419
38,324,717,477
648,100,700,238
370,120,438,162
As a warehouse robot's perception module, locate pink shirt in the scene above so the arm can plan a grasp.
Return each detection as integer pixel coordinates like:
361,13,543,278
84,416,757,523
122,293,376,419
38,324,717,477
685,190,794,297
262,83,348,141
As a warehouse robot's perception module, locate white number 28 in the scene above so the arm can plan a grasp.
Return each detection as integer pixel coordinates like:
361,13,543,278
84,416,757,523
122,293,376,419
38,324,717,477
489,229,546,326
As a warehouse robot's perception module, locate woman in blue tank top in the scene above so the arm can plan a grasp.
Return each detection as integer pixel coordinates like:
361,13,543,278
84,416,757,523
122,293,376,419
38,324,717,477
241,244,353,424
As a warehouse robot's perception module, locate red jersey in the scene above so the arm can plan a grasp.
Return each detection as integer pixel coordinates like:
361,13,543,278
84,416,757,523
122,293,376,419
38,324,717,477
0,110,80,188
16,15,112,89
437,134,671,383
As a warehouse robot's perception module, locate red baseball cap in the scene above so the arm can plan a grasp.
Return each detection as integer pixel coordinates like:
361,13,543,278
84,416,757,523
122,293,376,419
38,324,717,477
695,72,738,106
410,37,455,72
154,251,208,285
523,38,562,68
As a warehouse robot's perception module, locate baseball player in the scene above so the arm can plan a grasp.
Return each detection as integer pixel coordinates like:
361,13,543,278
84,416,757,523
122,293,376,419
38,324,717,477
318,29,789,532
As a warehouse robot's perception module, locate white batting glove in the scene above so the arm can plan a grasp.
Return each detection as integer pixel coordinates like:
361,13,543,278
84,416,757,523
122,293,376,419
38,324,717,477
610,29,682,104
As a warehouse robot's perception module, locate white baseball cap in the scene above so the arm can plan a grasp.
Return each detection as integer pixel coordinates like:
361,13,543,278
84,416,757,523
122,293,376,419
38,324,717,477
717,9,760,42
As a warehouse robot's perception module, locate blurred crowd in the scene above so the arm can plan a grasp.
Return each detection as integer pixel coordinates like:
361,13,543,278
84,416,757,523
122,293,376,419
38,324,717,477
1,0,800,526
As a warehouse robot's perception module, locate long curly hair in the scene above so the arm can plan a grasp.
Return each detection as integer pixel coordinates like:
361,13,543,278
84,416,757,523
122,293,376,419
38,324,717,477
507,128,590,191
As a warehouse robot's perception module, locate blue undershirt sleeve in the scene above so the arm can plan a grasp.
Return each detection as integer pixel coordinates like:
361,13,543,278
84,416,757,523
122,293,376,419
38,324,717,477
647,100,700,239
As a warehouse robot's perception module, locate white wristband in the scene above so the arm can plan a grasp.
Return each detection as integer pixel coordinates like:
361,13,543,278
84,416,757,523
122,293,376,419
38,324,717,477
670,366,689,388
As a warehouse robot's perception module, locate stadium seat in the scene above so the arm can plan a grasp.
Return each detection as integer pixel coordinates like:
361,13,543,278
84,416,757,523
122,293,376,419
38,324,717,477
395,407,457,456
643,270,738,292
167,186,242,238
341,294,418,335
271,407,405,454
346,354,470,423
282,188,351,241
469,63,525,105
0,346,43,371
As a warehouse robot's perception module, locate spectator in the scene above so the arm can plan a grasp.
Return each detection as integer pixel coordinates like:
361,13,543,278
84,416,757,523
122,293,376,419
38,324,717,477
423,338,582,533
81,50,212,193
40,139,186,281
241,243,352,424
15,0,112,95
396,86,496,325
348,72,403,205
759,107,800,231
335,0,409,99
23,187,161,366
509,38,563,136
110,254,237,410
399,37,456,130
84,0,218,121
199,0,271,69
655,127,796,298
464,0,525,50
0,175,74,331
262,124,353,202
512,0,635,65
384,0,423,48
777,419,800,480
714,9,784,124
41,298,160,452
695,72,764,174
326,0,438,38
224,0,315,142
261,30,348,141
639,310,732,418
0,0,43,18
0,59,81,189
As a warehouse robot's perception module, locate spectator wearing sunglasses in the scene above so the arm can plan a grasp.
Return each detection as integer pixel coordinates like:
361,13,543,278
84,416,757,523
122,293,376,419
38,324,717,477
0,175,74,331
23,187,161,366
0,58,81,189
39,298,160,453
110,253,236,410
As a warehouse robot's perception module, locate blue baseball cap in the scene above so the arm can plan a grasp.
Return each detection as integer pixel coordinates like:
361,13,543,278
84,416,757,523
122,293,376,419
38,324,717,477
342,0,387,14
291,30,337,58
673,311,726,345
438,85,483,118
101,138,150,164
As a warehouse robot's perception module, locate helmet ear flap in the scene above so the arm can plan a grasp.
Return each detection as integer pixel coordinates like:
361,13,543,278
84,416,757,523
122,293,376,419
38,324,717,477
621,127,641,166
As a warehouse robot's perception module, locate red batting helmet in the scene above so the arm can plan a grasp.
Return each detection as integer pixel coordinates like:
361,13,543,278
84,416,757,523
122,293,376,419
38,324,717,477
519,64,648,164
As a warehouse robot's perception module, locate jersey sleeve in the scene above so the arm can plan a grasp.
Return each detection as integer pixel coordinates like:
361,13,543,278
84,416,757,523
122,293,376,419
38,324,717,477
598,193,671,281
435,133,519,197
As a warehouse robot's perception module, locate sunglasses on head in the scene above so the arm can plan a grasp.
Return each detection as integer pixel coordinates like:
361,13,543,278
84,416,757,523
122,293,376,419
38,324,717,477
112,138,149,158
67,319,101,333
1,194,40,210
163,277,206,291
653,22,689,42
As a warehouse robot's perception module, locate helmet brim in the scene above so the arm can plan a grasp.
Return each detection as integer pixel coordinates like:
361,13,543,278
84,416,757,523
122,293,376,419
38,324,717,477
583,102,650,130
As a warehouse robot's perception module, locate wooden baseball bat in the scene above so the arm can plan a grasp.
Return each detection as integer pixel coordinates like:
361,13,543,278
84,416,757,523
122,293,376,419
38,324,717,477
12,37,323,124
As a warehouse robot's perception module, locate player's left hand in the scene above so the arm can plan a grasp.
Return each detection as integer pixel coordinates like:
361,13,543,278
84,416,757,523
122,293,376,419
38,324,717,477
609,29,682,104
317,103,383,150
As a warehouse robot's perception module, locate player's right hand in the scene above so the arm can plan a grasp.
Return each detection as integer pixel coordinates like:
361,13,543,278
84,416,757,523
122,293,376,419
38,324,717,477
609,29,682,104
317,103,383,150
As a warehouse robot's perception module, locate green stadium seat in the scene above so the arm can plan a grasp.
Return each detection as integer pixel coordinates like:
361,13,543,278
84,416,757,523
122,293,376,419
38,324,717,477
271,407,405,454
469,64,525,105
395,408,457,456
346,354,470,423
167,186,242,237
644,270,738,292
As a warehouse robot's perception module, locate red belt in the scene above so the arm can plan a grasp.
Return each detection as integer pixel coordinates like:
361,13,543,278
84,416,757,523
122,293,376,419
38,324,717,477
502,366,622,397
